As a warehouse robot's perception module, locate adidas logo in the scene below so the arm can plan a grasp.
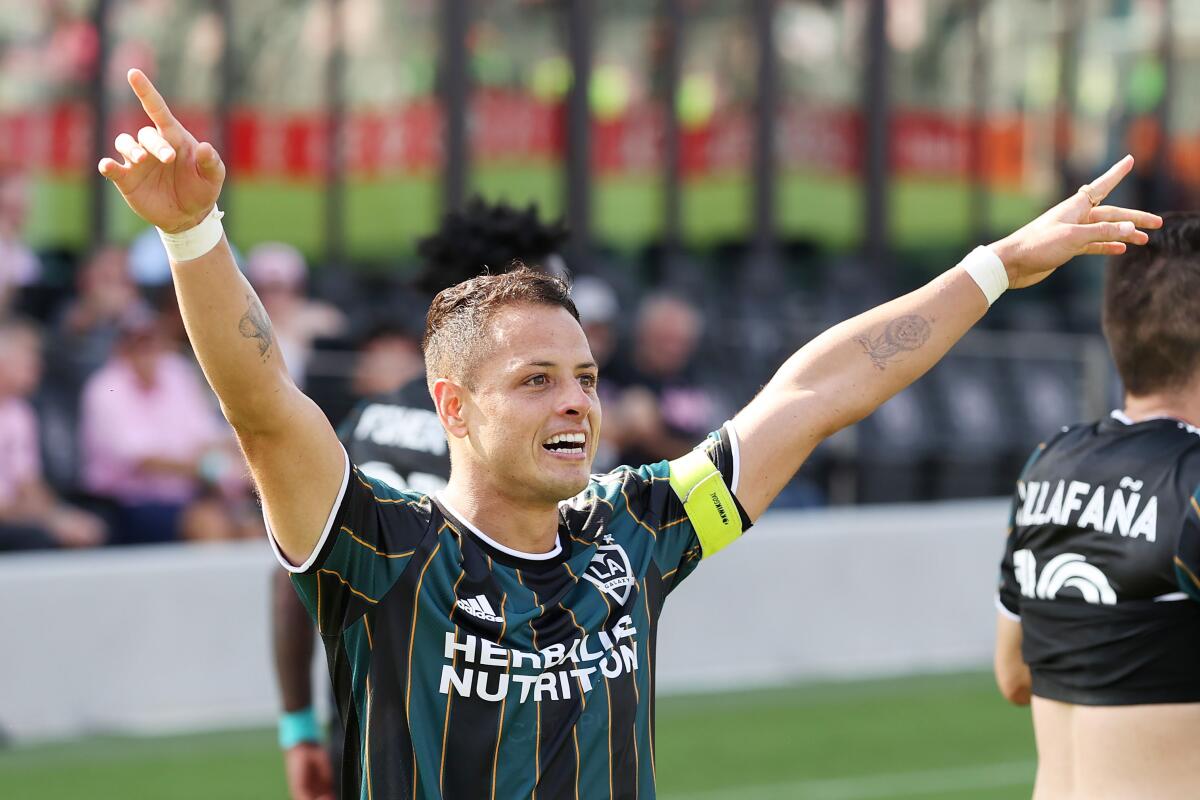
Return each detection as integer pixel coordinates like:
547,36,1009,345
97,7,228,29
456,594,503,623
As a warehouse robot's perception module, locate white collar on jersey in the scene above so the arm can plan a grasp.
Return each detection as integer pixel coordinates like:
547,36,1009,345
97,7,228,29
1110,409,1198,429
435,493,564,561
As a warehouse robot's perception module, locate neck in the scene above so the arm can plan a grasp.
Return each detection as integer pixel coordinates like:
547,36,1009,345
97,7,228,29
440,472,561,556
1122,389,1200,428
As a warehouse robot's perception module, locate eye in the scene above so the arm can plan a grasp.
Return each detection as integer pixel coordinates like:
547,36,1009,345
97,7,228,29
525,374,547,387
578,373,598,389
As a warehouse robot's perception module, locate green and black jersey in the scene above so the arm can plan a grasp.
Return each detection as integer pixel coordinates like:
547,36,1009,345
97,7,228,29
270,424,751,800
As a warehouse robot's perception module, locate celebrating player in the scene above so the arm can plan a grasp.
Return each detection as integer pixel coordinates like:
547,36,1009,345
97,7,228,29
272,199,571,800
995,212,1200,800
101,68,1158,799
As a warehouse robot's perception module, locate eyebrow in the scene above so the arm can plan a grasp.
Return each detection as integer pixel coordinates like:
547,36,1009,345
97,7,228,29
525,360,598,371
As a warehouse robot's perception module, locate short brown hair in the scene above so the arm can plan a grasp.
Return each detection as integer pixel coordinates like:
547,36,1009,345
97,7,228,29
422,263,579,386
1103,212,1200,395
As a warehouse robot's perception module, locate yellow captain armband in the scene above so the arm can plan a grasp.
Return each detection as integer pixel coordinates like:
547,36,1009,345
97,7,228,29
667,448,743,558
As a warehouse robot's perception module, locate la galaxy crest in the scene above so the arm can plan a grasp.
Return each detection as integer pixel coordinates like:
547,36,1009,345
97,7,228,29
583,534,635,605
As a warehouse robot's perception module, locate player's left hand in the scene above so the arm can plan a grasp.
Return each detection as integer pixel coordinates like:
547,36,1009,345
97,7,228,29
989,155,1163,289
283,742,335,800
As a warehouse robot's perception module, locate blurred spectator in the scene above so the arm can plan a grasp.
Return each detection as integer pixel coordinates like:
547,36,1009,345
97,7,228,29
0,317,106,551
350,322,424,399
571,274,622,470
52,245,148,392
0,171,41,316
79,309,249,545
609,293,720,466
246,243,347,388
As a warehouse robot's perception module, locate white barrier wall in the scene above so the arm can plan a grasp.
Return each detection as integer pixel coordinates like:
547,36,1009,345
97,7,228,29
0,499,1010,743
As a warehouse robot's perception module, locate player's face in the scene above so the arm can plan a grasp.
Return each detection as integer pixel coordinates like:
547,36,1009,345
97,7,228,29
463,303,601,505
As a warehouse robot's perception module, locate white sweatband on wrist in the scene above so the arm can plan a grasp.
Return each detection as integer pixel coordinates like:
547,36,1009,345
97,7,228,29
157,205,225,262
960,245,1008,306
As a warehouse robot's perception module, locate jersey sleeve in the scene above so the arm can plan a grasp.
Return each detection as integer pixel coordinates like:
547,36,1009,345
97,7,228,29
997,501,1023,621
1174,485,1200,603
267,448,431,634
997,442,1050,620
614,422,752,594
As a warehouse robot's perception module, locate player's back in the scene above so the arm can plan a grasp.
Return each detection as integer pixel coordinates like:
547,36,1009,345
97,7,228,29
1001,412,1200,799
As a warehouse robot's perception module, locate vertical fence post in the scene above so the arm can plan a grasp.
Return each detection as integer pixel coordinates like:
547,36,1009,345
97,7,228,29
1054,0,1081,198
751,0,778,263
862,0,891,272
440,0,470,213
968,0,991,245
214,0,235,234
661,0,683,261
1152,0,1174,211
88,0,112,250
324,0,346,269
564,0,593,269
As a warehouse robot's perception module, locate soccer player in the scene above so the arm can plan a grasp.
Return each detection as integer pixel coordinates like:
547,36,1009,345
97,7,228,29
273,201,571,800
101,69,1157,799
995,212,1200,800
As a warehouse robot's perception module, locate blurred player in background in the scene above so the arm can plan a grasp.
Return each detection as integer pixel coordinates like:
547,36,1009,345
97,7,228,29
272,197,572,800
101,70,1158,799
995,213,1200,800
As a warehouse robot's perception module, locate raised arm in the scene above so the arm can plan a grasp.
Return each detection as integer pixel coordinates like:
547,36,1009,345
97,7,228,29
99,69,343,564
731,157,1161,520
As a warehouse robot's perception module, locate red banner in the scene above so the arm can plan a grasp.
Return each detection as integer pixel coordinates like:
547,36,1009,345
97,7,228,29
5,93,1029,185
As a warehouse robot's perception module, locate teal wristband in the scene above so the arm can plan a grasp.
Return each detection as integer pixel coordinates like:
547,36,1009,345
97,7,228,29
278,707,322,749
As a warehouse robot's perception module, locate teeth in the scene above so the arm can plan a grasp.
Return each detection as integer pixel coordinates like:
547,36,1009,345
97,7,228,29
545,433,586,446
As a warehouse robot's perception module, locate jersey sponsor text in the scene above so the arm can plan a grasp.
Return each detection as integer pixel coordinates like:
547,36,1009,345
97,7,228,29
439,615,639,703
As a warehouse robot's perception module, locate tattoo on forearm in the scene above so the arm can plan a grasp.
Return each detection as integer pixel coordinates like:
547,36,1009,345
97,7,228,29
854,314,932,371
237,294,274,360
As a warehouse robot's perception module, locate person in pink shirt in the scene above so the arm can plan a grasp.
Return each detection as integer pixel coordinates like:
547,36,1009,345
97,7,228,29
80,309,248,544
0,317,106,551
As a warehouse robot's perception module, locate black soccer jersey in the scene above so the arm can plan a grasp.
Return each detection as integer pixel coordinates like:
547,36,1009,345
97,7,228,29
998,411,1200,705
338,380,451,495
271,425,750,800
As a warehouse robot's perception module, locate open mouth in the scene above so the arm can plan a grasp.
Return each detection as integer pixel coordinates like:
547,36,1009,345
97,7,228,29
542,432,587,456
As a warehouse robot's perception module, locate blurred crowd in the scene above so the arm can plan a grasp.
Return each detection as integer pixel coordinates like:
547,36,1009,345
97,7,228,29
0,175,741,553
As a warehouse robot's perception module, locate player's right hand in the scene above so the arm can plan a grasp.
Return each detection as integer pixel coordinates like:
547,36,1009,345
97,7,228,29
988,155,1162,289
98,68,225,234
283,742,335,800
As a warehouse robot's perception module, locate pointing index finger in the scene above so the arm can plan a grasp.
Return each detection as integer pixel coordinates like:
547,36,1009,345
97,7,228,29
127,68,180,134
1086,155,1135,204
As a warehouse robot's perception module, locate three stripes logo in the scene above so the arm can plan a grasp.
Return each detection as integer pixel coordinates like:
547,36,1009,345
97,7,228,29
455,594,504,623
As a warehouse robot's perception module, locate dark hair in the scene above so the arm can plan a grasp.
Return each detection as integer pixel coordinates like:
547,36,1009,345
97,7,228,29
1103,212,1200,395
415,196,569,294
422,264,579,386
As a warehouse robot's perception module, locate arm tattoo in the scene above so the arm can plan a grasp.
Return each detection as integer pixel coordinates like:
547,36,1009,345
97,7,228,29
237,294,274,360
854,314,932,371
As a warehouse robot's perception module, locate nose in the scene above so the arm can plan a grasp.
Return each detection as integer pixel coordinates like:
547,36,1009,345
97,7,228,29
556,379,594,418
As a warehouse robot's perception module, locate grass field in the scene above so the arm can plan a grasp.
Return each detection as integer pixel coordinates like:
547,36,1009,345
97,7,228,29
0,671,1035,799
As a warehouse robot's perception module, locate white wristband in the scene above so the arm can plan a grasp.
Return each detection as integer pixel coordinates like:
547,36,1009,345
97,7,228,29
960,245,1008,306
158,205,225,262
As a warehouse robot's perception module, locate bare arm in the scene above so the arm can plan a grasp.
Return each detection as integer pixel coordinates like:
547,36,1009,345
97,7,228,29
994,612,1031,705
731,157,1161,520
273,568,317,713
99,69,342,564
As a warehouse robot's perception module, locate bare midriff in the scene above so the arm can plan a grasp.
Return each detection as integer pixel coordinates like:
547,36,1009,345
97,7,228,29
1032,696,1200,799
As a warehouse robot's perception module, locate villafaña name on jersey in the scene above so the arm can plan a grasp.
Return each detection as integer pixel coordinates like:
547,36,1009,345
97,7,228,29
1016,477,1158,542
439,616,638,703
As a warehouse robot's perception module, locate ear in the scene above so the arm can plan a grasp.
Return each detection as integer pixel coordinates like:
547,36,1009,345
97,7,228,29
432,377,470,439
